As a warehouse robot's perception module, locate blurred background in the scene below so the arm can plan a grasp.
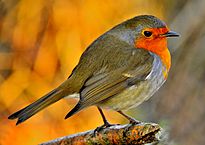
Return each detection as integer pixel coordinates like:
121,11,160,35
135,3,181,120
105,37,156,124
0,0,205,144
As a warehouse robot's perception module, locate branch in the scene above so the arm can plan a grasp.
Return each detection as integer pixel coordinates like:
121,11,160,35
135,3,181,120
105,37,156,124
40,123,162,145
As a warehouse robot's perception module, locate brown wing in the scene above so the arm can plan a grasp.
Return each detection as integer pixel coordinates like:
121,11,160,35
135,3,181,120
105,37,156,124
65,49,154,119
80,61,153,105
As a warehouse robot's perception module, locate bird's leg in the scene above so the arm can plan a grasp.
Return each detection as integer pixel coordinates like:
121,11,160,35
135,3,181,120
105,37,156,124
117,110,141,124
94,107,115,134
98,107,111,127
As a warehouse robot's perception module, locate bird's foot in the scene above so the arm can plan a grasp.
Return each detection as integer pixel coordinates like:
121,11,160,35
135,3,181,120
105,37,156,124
94,122,118,135
129,118,141,125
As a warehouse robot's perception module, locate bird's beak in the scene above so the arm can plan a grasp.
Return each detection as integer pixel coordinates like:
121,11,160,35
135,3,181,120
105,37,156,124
161,31,180,37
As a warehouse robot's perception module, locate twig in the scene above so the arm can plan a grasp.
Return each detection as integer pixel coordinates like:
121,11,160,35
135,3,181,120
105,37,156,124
40,123,161,145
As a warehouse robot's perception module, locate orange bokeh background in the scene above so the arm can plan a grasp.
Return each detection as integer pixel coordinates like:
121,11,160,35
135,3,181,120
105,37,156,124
0,0,165,144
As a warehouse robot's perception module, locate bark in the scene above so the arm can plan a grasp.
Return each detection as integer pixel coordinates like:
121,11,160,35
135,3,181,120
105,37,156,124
40,123,161,145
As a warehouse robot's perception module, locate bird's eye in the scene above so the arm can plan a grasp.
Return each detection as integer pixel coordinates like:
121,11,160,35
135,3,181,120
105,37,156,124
143,31,152,37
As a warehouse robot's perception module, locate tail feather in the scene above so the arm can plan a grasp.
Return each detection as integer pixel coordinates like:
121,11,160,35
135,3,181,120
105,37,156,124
8,89,64,125
64,102,83,119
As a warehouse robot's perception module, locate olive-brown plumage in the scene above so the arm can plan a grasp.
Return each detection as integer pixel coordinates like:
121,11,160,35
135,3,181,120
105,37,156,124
8,15,179,126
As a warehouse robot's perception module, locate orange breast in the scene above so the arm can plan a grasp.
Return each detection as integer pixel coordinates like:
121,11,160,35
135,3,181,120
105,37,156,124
135,29,171,78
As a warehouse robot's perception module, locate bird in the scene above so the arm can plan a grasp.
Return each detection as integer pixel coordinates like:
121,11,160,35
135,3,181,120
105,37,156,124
8,15,179,128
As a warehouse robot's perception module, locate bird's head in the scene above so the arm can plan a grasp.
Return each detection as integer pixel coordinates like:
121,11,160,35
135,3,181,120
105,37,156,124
111,15,179,50
109,15,179,76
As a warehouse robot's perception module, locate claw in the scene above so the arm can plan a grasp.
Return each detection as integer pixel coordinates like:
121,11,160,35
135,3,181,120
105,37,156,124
129,118,141,124
94,123,117,135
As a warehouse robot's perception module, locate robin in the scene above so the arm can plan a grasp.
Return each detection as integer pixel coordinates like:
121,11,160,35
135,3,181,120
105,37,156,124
8,15,179,128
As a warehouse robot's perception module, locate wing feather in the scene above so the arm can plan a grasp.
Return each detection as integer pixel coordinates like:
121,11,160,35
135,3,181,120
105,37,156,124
79,61,153,108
